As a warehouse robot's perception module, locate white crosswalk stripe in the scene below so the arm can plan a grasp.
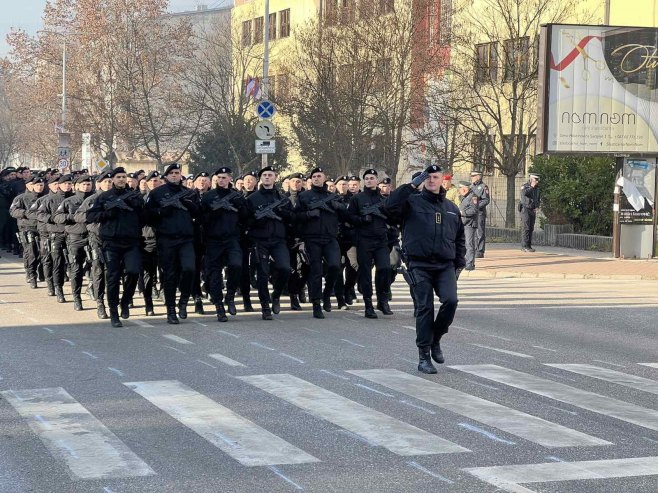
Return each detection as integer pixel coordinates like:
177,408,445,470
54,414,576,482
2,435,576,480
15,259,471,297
451,364,658,432
1,387,154,480
348,369,610,447
124,380,318,466
546,364,658,395
239,373,470,456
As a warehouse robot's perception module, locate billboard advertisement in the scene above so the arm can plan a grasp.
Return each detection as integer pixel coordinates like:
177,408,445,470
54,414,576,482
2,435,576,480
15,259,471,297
537,24,658,154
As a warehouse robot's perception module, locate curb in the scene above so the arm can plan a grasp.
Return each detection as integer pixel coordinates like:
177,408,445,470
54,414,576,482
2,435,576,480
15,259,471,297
461,270,658,281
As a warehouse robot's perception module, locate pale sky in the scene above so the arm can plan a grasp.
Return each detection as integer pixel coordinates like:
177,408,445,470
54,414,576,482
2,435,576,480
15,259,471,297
0,0,230,57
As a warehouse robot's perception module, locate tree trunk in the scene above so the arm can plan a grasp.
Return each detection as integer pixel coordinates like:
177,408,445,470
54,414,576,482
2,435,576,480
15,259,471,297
505,173,518,229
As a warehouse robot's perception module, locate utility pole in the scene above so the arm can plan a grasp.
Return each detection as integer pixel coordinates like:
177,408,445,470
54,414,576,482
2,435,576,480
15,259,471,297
604,0,610,24
261,0,270,169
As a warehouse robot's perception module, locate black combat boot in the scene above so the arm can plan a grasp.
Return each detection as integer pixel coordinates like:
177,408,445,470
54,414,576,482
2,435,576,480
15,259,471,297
262,307,273,320
216,303,228,322
299,288,308,304
377,300,393,315
431,340,445,365
336,295,348,310
312,302,325,319
243,295,254,312
322,295,332,312
166,305,179,325
225,291,237,316
364,299,378,319
55,286,66,303
85,284,96,301
418,347,437,374
73,296,83,311
97,301,108,320
178,301,188,319
109,307,123,328
194,297,205,314
271,296,281,315
144,298,155,317
290,295,302,311
120,302,130,319
29,278,37,289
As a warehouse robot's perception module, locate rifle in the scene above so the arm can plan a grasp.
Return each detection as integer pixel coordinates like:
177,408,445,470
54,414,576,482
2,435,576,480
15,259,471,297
361,202,387,220
160,189,195,211
254,197,289,221
104,189,142,212
307,194,336,214
210,190,241,212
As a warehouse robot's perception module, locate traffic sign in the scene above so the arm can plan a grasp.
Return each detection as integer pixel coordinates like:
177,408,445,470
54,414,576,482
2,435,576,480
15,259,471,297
97,159,110,172
58,158,70,170
57,147,71,159
255,119,276,139
256,100,276,119
255,140,276,154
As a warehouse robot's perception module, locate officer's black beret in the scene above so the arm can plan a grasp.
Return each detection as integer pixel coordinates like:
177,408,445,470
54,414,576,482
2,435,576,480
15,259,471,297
146,170,160,181
288,173,304,180
47,176,60,185
236,175,244,180
96,171,112,182
163,162,181,176
335,175,349,183
112,167,126,177
32,177,45,184
58,174,73,184
381,177,392,185
411,171,422,180
246,171,259,178
424,164,442,174
326,177,335,183
349,175,361,181
310,167,325,176
127,172,137,179
362,169,377,178
214,167,232,176
194,171,210,180
75,174,91,184
186,174,194,180
458,180,470,187
470,170,483,176
257,166,276,177
135,169,145,176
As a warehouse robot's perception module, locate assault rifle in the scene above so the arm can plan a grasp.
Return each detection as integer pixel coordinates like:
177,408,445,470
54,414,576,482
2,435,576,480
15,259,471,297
210,190,241,212
104,189,142,212
254,197,289,221
360,202,387,220
307,195,336,214
160,189,195,211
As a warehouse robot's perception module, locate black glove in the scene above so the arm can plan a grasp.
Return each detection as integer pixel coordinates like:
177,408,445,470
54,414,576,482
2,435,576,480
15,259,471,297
332,200,346,210
411,171,429,188
103,208,119,220
363,214,373,223
306,209,321,218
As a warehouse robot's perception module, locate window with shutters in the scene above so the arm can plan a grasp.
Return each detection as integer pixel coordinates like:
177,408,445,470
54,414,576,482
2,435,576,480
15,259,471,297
475,42,498,83
279,9,290,38
269,13,277,40
254,17,264,44
242,20,252,47
472,133,496,173
503,37,530,81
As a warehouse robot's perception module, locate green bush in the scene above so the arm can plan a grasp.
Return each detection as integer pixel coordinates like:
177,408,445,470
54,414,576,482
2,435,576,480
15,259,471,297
530,155,615,236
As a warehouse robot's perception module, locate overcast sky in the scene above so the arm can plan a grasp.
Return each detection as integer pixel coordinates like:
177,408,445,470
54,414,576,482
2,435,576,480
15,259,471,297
0,0,229,57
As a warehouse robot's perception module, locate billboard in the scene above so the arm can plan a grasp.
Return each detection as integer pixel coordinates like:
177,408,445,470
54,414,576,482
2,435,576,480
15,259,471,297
537,24,658,155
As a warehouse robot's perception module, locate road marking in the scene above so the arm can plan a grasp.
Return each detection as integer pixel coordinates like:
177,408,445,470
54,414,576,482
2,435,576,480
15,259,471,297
107,367,125,377
639,363,658,369
318,369,350,381
239,373,469,456
465,456,658,493
162,334,193,345
592,359,625,368
470,344,534,359
217,330,240,338
540,371,577,382
454,325,513,342
452,365,658,432
1,387,154,480
458,423,516,445
547,364,658,395
301,327,320,333
162,345,186,354
251,342,276,351
196,359,217,369
349,369,608,447
353,383,395,397
60,339,76,347
191,320,208,327
125,380,317,466
81,351,99,360
268,465,304,491
532,345,557,352
398,400,436,415
42,327,54,333
402,325,415,331
279,353,305,364
129,320,153,328
407,461,454,483
340,339,365,348
208,354,246,367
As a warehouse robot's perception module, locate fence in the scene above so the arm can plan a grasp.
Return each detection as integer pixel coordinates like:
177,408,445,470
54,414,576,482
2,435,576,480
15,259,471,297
486,226,612,252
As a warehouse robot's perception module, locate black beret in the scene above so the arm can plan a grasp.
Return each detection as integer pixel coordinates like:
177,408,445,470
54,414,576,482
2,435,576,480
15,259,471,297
75,174,91,184
424,164,442,174
186,174,194,180
214,167,232,176
381,177,392,185
236,175,244,180
48,176,60,185
289,173,304,180
194,172,210,180
32,177,45,184
326,177,335,183
246,171,258,178
257,166,276,177
58,174,73,184
146,170,160,181
163,162,181,176
411,171,422,180
127,172,137,179
362,169,377,178
96,171,113,182
310,167,325,175
112,167,126,176
335,175,349,183
348,175,361,181
136,169,145,175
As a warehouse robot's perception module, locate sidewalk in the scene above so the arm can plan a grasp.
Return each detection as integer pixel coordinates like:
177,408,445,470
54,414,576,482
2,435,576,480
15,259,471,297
461,243,658,280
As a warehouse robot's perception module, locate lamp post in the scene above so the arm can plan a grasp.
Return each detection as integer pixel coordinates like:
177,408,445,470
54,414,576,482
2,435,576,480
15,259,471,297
261,0,270,169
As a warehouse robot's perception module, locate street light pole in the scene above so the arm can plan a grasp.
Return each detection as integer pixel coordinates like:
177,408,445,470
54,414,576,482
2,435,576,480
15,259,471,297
261,0,270,169
61,39,67,129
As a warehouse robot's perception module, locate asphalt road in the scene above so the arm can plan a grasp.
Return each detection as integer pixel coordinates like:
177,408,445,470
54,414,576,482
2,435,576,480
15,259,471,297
1,253,658,493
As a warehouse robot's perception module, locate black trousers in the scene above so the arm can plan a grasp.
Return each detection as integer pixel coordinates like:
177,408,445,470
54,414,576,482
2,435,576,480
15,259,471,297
21,230,40,282
205,238,242,305
39,233,53,286
89,235,106,302
521,209,536,248
67,235,87,298
50,233,67,288
141,247,158,306
464,225,477,268
410,262,458,348
157,238,195,308
288,242,309,296
192,240,205,299
306,238,340,302
476,210,487,255
254,239,290,308
356,238,390,301
239,236,254,300
103,242,141,309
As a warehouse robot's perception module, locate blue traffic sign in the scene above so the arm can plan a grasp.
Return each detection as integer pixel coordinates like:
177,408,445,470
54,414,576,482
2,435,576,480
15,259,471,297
256,100,276,119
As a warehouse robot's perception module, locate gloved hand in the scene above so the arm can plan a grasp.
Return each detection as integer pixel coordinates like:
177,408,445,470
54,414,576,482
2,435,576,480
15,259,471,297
455,266,464,280
331,200,346,210
411,171,429,188
306,209,321,218
103,208,119,220
363,214,373,223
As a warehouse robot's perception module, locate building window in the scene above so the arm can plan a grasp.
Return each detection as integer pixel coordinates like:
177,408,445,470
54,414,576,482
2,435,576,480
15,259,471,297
279,9,290,38
254,17,264,44
269,13,277,40
242,20,252,47
475,42,498,83
439,0,451,45
472,133,496,173
503,37,530,81
427,3,438,46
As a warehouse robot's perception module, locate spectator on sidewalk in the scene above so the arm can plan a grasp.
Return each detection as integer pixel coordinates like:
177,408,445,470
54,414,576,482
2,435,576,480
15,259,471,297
520,173,541,252
443,174,460,206
470,170,490,258
459,181,478,270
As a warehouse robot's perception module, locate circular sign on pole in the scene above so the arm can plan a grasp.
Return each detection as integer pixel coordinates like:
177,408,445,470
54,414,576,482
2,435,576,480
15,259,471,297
58,158,70,170
255,119,276,139
256,100,276,119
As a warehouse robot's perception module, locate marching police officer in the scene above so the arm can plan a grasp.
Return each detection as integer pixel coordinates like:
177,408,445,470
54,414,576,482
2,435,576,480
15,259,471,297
144,163,201,325
10,177,44,288
334,175,357,307
140,171,162,316
469,170,490,258
520,173,541,252
27,177,59,296
385,164,466,374
191,171,211,314
458,180,478,271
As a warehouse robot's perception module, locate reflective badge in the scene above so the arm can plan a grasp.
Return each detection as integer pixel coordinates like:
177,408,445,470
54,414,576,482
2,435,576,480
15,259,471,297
435,212,442,224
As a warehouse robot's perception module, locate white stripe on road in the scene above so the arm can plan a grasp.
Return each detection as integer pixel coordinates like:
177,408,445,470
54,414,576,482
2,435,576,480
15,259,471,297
239,373,469,456
129,320,154,328
465,456,658,493
452,365,658,432
124,380,316,466
348,369,609,448
162,334,194,345
1,388,154,480
639,363,658,369
546,364,658,395
469,344,534,359
208,353,246,367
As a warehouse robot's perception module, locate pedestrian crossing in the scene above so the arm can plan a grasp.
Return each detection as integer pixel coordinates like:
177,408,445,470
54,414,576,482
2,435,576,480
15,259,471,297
5,362,658,490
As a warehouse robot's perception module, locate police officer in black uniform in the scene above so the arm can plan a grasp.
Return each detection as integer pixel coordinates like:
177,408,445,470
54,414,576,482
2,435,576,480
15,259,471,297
140,171,162,316
144,163,201,324
246,166,294,320
239,171,259,312
37,174,73,303
385,164,466,374
86,167,145,327
286,172,307,310
27,177,59,295
201,167,247,322
520,173,541,252
10,177,45,287
53,174,94,311
334,175,356,307
348,169,392,319
294,167,348,319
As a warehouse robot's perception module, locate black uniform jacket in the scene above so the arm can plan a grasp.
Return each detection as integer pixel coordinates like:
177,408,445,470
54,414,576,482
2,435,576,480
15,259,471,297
295,184,349,242
144,182,201,239
201,186,249,240
348,187,388,241
86,186,144,244
246,187,293,242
